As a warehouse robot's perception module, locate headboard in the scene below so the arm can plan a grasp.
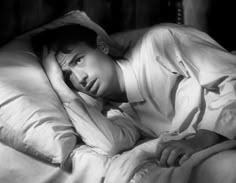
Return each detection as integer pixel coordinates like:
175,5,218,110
1,0,235,50
183,0,236,51
0,0,182,46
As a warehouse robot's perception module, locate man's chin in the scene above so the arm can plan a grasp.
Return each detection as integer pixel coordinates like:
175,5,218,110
86,90,100,99
93,89,106,99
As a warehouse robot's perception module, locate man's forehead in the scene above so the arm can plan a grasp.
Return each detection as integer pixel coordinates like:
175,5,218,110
56,43,90,68
56,52,74,69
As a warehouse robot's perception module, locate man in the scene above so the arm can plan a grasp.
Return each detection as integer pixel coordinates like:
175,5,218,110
33,23,236,182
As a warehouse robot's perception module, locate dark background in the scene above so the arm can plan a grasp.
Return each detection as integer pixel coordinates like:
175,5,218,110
0,0,235,50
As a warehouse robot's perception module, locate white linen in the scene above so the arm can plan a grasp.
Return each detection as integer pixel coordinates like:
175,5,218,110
1,137,236,183
0,36,76,165
64,98,140,156
129,140,236,183
104,134,236,183
0,141,69,183
0,141,110,183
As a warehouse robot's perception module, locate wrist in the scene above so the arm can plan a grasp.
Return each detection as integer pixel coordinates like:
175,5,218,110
53,81,78,103
190,129,226,150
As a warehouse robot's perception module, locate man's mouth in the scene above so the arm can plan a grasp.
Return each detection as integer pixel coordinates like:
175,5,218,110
85,79,97,92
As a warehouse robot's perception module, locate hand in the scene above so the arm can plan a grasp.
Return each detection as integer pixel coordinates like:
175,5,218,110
156,139,198,167
156,129,226,167
41,46,64,87
41,46,77,103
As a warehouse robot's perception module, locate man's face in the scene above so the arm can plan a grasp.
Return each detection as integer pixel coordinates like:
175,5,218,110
57,42,120,99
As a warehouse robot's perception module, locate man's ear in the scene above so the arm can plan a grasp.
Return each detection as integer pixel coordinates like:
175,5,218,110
97,35,109,55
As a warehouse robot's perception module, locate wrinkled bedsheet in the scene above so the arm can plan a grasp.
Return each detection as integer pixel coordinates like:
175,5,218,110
0,142,109,183
1,139,236,183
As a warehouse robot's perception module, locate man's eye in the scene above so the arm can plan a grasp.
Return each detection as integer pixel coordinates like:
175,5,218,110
76,57,83,63
70,55,84,67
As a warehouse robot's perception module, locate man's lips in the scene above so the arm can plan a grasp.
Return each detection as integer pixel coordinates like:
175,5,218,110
85,79,97,91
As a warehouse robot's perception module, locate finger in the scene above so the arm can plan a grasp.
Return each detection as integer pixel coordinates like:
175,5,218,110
179,153,190,166
42,47,51,67
47,50,56,60
42,50,57,67
43,47,56,59
160,147,172,167
167,149,183,167
156,143,165,160
42,46,48,60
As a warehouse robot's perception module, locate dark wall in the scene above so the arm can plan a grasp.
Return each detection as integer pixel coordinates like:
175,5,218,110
0,0,82,45
2,0,233,50
184,0,236,51
208,1,236,51
0,0,175,46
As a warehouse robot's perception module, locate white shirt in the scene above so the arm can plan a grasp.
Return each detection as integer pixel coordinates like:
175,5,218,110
118,23,236,139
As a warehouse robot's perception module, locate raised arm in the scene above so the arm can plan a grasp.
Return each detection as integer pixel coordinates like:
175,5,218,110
41,48,140,156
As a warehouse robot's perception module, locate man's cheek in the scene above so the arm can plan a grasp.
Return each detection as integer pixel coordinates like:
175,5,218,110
70,74,82,90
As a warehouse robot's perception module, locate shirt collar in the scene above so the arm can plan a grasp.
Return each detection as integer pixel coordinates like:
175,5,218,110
116,59,144,103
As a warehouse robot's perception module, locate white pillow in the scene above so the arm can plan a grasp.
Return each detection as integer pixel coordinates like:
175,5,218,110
0,36,77,165
0,10,117,166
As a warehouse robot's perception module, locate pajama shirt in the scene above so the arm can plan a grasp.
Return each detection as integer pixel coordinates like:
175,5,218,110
117,23,236,140
64,23,236,158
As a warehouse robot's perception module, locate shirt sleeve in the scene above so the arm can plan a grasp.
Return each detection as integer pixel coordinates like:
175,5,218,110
145,24,236,139
64,97,140,156
168,25,236,139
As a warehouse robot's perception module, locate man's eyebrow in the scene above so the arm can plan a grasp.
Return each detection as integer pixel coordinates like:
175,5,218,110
56,53,73,69
68,53,82,66
69,54,77,65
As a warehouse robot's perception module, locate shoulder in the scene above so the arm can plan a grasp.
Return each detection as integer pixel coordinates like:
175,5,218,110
143,23,179,38
143,23,201,41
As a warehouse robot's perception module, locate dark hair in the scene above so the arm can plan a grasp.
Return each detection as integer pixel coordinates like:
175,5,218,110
32,24,98,90
32,23,98,58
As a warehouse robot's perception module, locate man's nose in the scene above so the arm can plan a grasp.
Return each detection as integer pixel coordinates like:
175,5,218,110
72,69,88,87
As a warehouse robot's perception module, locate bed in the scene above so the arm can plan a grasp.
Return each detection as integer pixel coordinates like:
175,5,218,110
0,10,151,183
1,8,236,183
